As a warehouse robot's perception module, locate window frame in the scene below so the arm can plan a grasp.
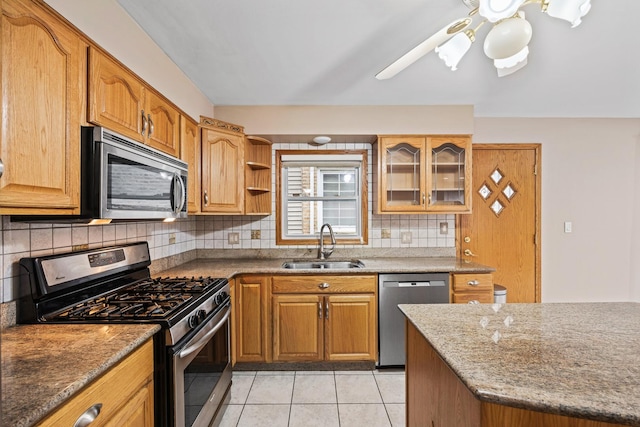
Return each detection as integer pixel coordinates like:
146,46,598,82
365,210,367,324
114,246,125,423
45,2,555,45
276,149,368,246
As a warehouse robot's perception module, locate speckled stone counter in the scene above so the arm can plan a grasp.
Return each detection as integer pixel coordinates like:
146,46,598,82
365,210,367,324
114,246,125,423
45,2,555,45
155,256,494,278
1,323,160,427
399,302,640,426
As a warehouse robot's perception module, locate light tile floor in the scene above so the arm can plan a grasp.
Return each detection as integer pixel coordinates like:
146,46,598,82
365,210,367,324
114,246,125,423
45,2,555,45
219,369,405,427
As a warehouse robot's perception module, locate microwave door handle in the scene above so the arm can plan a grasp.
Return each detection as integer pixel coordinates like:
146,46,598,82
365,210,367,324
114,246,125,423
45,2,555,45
175,174,186,213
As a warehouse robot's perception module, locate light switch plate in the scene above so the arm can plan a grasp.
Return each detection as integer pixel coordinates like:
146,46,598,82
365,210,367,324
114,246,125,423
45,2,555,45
564,221,572,233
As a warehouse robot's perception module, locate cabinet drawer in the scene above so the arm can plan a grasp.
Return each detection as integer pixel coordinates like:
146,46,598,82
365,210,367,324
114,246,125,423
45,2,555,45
452,292,493,304
37,339,154,427
272,275,376,294
451,273,493,292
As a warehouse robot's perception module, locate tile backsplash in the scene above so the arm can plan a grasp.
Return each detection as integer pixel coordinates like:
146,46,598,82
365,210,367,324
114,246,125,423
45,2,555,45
0,140,456,303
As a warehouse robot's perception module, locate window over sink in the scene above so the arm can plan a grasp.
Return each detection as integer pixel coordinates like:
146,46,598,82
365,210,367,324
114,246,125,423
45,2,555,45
276,150,368,245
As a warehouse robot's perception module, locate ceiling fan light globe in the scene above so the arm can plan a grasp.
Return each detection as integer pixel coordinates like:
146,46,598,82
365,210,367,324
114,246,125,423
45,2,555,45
483,17,532,60
545,0,591,28
494,46,529,69
479,0,526,22
435,32,473,71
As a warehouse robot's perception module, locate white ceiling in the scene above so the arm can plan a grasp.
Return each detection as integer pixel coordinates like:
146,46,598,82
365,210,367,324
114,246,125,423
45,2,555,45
117,0,640,118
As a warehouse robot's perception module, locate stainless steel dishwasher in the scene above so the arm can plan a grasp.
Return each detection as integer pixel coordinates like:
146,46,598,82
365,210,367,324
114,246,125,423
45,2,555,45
378,273,449,367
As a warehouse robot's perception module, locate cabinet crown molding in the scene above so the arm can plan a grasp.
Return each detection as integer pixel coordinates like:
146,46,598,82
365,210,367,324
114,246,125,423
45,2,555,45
200,116,244,134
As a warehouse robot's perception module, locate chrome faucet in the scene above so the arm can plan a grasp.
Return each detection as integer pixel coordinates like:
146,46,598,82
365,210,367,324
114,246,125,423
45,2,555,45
318,223,336,259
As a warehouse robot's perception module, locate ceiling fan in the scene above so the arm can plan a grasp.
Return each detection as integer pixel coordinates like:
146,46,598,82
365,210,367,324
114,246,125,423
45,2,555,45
375,0,591,79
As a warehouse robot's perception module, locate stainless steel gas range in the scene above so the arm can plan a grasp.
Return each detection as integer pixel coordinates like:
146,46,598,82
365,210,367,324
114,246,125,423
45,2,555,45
18,241,231,427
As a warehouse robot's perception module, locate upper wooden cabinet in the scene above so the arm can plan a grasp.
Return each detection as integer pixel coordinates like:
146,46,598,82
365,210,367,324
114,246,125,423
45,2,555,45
245,136,272,215
377,135,472,214
180,115,201,214
0,0,85,214
199,117,245,214
88,47,180,157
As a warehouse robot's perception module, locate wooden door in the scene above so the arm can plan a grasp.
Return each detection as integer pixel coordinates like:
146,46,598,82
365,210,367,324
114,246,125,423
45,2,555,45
180,115,201,213
272,294,323,361
88,47,145,143
201,127,244,213
1,0,83,213
145,90,180,157
457,144,541,303
235,276,269,362
325,294,376,361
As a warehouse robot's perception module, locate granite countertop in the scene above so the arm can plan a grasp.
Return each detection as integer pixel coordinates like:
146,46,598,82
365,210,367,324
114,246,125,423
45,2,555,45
399,302,640,426
1,323,160,427
155,256,494,278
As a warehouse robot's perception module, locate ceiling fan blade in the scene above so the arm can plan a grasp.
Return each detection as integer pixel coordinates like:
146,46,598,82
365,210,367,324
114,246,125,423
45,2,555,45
375,17,472,80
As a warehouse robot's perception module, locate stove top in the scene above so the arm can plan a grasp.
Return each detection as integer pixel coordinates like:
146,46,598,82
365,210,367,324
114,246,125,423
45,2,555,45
54,276,227,321
18,242,230,345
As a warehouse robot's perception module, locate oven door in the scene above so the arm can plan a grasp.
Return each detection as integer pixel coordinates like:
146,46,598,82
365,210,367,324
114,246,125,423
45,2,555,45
170,301,231,427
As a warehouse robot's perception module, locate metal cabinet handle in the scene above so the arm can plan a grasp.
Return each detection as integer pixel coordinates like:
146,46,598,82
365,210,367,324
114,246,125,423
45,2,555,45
464,249,477,257
422,192,426,205
141,110,148,136
325,299,329,319
148,113,154,137
0,158,4,178
73,403,102,427
318,301,322,319
318,282,330,289
468,300,480,305
467,280,480,286
203,190,209,206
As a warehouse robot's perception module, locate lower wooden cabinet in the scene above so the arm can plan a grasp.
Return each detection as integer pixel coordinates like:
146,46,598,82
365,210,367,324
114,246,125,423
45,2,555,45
451,273,493,304
234,275,270,363
37,338,154,427
271,275,377,362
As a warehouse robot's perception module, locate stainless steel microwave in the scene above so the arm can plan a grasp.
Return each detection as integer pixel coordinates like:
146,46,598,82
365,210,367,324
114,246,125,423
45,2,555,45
84,126,188,221
13,126,188,224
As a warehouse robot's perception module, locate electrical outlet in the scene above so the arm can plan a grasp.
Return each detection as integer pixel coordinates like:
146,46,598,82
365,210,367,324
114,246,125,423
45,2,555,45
439,222,449,235
251,230,261,240
381,229,391,239
228,232,240,244
401,231,412,244
168,233,176,245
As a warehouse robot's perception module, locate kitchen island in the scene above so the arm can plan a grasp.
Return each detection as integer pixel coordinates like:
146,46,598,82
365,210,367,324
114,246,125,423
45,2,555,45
400,302,640,427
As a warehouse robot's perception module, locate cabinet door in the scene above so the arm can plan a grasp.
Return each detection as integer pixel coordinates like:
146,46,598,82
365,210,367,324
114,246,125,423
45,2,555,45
88,47,145,143
235,275,269,362
427,136,472,213
145,90,180,157
104,381,153,427
378,136,427,213
180,115,201,213
272,294,324,361
325,294,376,361
1,0,83,213
201,127,244,213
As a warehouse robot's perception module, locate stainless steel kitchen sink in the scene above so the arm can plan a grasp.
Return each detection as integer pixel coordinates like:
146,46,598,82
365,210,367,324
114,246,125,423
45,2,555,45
282,259,364,269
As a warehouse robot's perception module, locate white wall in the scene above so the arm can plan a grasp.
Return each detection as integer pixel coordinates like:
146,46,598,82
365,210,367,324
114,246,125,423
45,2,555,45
474,118,640,303
44,0,214,120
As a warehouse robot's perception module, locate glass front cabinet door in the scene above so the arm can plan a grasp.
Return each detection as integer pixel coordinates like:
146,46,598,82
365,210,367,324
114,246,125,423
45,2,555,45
377,135,471,214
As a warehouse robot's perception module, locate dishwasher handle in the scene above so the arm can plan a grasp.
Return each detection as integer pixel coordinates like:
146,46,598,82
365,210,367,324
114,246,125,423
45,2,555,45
398,281,431,287
383,280,446,288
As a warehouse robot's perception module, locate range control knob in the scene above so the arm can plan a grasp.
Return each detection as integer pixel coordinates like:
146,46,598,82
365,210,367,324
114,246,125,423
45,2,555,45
188,309,207,329
214,291,228,305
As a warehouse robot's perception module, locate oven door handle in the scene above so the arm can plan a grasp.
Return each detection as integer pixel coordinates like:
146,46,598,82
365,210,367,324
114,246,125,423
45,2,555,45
178,307,230,359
